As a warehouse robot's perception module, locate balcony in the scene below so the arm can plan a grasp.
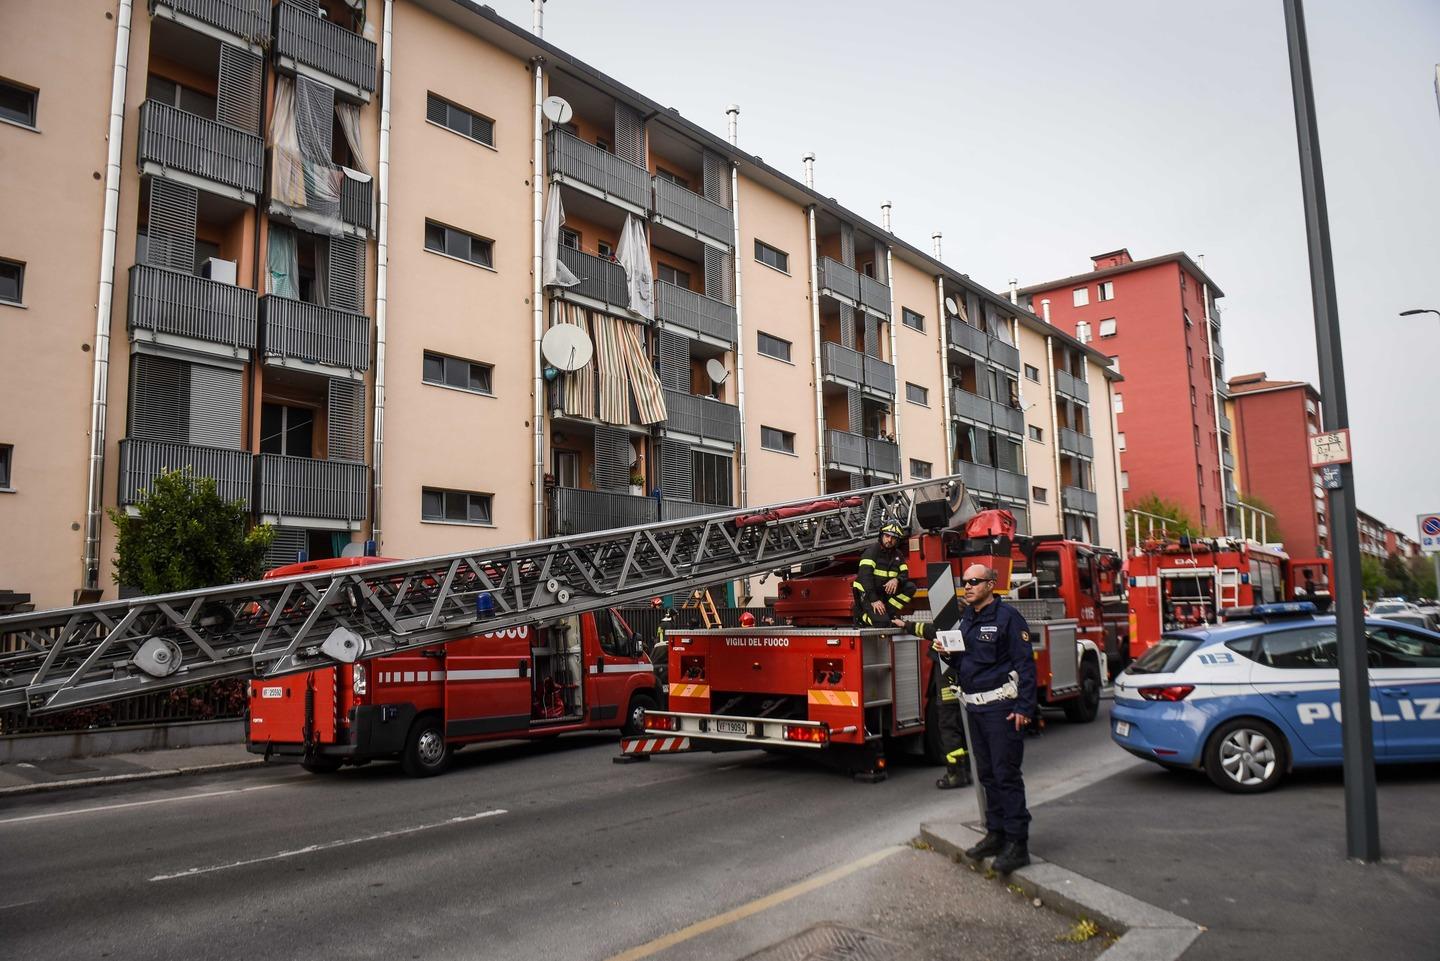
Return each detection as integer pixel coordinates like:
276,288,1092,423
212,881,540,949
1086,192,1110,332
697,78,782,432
1062,486,1099,515
858,273,892,318
1054,368,1089,404
256,454,369,526
549,486,659,536
1223,448,1235,469
1219,412,1232,434
655,282,736,345
660,389,740,447
128,264,257,358
260,295,371,378
948,317,989,357
151,0,269,47
821,342,894,397
554,245,636,317
956,460,995,495
652,177,733,248
996,467,1028,499
1212,339,1225,363
863,352,895,397
137,100,264,202
1215,374,1230,398
547,130,649,215
817,257,861,305
990,401,1024,436
1058,427,1094,459
118,439,253,509
661,499,727,522
1225,483,1239,505
867,436,901,478
950,387,992,425
825,429,868,473
987,337,1020,373
272,1,377,102
340,175,373,233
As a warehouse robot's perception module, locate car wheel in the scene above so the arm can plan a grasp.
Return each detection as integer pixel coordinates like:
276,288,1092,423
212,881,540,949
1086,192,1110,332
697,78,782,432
401,714,452,778
623,692,657,737
1063,657,1102,724
1203,718,1287,793
301,755,343,774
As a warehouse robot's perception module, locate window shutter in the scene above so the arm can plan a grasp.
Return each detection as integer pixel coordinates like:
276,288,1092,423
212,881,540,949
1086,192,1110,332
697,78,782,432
216,44,263,133
327,234,365,311
327,378,366,462
187,363,244,449
593,426,632,492
846,387,862,434
129,354,241,448
703,247,733,304
145,179,197,272
426,92,447,126
659,440,693,500
264,527,308,569
702,151,731,208
655,330,689,391
839,304,856,350
613,102,645,167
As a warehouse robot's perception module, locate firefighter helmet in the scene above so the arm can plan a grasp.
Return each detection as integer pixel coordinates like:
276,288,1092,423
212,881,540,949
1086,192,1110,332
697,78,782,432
880,521,906,539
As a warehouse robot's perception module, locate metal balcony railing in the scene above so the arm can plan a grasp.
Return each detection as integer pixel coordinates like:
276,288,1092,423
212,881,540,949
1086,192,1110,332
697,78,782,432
555,245,633,315
987,337,1020,373
1223,448,1235,469
821,341,865,386
273,1,377,95
825,429,869,472
1215,375,1230,398
990,401,1024,436
1212,339,1225,363
1054,368,1090,403
862,352,895,396
858,273,891,317
660,499,725,522
996,467,1028,500
950,387,991,425
547,130,650,212
549,486,659,536
654,282,736,344
128,264,257,351
137,100,264,196
948,317,989,357
1058,426,1094,459
957,460,996,494
817,257,861,303
1225,484,1239,505
155,0,269,41
867,437,901,477
119,439,253,508
652,177,733,247
1219,412,1232,434
341,175,373,232
260,295,371,373
256,454,369,522
661,389,740,445
1062,485,1099,515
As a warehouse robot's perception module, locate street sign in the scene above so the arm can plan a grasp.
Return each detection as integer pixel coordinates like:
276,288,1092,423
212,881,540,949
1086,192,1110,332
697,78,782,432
1418,513,1440,555
1308,429,1351,467
1320,465,1343,490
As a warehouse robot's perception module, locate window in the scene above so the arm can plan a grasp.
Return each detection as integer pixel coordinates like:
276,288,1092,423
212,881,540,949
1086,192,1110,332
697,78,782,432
425,220,493,268
656,168,688,188
1260,627,1338,669
423,351,493,394
910,459,932,480
657,264,691,289
595,609,634,657
1113,392,1124,414
426,92,495,146
1121,471,1129,490
1072,287,1089,307
905,382,928,406
692,450,734,506
1076,321,1092,344
422,487,493,525
1187,345,1194,367
1024,363,1040,383
1097,280,1114,302
1366,627,1440,668
552,449,579,488
754,239,789,273
0,78,38,128
1099,318,1117,338
597,241,614,259
1028,425,1044,442
1032,486,1047,504
0,259,23,305
0,444,11,489
260,403,315,457
559,228,580,250
901,308,925,332
1193,424,1200,447
757,331,792,362
760,426,795,454
595,138,610,152
1190,385,1197,406
1117,432,1126,451
146,74,216,120
1108,355,1120,372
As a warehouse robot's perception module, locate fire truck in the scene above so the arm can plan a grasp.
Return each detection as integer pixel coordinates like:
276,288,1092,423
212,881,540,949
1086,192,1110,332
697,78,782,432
625,502,1110,779
1126,537,1334,662
245,558,659,776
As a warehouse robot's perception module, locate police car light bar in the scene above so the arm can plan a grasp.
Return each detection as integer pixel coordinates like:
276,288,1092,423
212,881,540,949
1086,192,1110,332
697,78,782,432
1219,601,1318,622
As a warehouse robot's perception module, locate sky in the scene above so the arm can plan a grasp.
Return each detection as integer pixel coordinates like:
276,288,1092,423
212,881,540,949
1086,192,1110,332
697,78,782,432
490,0,1440,537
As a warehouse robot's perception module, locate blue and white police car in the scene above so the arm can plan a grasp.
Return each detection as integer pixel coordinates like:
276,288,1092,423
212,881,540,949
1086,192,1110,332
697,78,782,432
1111,603,1440,792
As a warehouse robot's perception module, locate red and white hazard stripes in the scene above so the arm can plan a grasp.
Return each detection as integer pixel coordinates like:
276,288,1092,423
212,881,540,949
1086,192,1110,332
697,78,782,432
620,735,692,754
668,683,710,698
806,689,860,707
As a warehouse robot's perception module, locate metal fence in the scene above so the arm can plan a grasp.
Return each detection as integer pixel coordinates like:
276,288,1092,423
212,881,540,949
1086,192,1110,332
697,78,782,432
655,281,736,344
1054,368,1090,403
653,177,733,247
341,175,373,232
948,316,989,357
862,352,895,396
128,264,257,351
1058,426,1095,459
821,341,864,386
0,677,248,737
256,455,369,522
273,1,377,94
950,387,991,425
987,338,1020,373
958,459,996,494
119,439,254,508
867,437,901,477
1062,486,1099,515
157,0,269,41
825,429,868,472
260,294,371,373
817,257,861,303
991,401,1024,436
661,389,740,445
555,244,632,314
996,467,1029,500
549,487,659,536
859,273,891,317
137,100,264,196
547,129,650,212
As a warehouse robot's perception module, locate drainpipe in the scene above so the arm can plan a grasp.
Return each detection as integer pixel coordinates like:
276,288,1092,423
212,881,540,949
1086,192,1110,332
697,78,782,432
529,3,546,537
1012,314,1028,487
371,0,394,549
1202,280,1225,534
935,275,952,472
727,106,747,507
881,215,901,454
1046,335,1063,536
1106,373,1127,555
806,204,825,493
83,0,134,593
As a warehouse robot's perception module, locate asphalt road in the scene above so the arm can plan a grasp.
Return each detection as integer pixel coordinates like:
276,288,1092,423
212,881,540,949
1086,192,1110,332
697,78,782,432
0,705,1132,961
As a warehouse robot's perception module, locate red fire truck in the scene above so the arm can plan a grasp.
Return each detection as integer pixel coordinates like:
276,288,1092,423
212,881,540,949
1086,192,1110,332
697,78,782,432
246,557,659,777
1126,537,1333,662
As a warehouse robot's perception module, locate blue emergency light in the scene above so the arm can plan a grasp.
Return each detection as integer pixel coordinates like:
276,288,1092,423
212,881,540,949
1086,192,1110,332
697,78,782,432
1219,601,1318,622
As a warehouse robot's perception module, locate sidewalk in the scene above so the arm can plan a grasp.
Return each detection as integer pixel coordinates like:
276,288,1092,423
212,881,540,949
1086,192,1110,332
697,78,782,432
0,741,261,796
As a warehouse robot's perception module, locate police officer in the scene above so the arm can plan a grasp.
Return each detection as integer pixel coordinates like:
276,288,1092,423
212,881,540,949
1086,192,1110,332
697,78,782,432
896,617,971,789
938,563,1037,874
853,521,915,627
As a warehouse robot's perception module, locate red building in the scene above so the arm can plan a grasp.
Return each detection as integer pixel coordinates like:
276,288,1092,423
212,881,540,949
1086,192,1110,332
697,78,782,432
1228,373,1328,559
1020,249,1233,535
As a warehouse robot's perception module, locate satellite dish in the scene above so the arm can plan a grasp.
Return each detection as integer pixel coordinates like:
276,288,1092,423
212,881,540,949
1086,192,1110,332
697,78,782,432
541,324,593,372
944,297,959,317
705,358,729,385
542,96,573,125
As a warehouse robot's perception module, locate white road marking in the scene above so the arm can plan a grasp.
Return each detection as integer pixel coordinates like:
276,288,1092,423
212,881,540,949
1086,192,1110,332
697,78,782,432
0,783,289,826
0,899,40,912
149,809,508,882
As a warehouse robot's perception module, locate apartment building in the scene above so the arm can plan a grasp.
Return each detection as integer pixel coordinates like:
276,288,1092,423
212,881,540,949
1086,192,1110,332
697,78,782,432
1019,248,1236,537
1227,372,1329,559
1358,509,1420,561
0,0,1122,609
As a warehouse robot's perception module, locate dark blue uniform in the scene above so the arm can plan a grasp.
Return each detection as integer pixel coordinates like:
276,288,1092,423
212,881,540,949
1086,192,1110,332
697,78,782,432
948,598,1036,843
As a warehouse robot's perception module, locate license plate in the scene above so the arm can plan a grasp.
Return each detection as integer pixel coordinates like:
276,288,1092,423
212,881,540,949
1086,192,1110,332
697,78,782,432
714,719,748,735
1115,720,1131,737
262,686,283,699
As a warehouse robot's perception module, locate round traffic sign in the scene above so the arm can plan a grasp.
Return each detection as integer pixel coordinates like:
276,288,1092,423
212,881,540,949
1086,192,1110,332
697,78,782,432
1423,516,1440,537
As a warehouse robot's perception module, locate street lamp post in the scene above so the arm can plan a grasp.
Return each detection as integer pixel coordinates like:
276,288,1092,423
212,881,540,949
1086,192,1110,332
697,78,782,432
1399,311,1440,605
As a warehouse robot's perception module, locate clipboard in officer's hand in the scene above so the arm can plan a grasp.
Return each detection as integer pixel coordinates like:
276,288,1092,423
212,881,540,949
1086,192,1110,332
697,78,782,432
937,630,965,653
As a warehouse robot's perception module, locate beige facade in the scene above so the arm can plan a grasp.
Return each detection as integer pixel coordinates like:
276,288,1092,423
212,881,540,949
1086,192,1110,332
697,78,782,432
0,0,1123,613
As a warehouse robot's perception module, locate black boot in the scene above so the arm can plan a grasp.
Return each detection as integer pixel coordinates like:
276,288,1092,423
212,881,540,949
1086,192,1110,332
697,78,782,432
992,840,1031,874
964,830,1005,860
935,763,971,789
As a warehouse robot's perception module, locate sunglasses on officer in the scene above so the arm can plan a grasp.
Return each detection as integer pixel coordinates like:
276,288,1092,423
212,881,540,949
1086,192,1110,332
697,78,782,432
961,577,994,587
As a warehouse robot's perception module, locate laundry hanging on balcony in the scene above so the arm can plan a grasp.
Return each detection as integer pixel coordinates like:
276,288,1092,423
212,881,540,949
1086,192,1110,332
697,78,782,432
269,75,344,236
266,224,299,299
615,214,654,322
591,313,667,426
542,184,580,289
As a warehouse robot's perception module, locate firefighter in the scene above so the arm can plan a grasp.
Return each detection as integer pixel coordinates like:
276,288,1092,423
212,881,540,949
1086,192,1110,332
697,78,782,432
650,599,671,700
853,521,915,626
941,563,1036,874
896,617,971,788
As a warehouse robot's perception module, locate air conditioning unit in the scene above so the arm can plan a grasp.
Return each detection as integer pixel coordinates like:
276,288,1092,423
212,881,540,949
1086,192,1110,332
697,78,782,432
201,258,237,285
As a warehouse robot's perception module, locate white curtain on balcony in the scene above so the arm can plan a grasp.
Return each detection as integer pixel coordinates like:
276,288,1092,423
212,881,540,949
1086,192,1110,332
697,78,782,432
615,214,654,322
335,102,368,174
267,225,299,299
542,185,580,289
269,76,343,236
590,314,667,426
549,301,593,420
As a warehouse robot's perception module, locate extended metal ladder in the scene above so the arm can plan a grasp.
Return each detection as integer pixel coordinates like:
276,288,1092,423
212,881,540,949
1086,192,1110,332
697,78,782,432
0,477,961,716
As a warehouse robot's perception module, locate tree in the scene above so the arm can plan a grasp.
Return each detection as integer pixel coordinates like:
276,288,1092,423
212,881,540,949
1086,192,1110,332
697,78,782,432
1383,554,1417,600
1125,494,1199,541
108,468,274,595
1236,494,1284,547
1407,555,1437,601
1359,555,1388,602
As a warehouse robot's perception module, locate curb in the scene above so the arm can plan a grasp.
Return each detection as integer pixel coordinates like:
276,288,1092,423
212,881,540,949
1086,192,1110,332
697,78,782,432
920,820,1202,961
0,759,266,798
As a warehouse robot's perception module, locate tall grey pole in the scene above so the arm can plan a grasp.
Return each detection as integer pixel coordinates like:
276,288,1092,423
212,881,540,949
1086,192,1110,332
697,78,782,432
1282,0,1379,862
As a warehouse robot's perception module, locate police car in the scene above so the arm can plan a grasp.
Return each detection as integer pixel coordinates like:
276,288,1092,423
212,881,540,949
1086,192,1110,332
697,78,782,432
1111,603,1440,792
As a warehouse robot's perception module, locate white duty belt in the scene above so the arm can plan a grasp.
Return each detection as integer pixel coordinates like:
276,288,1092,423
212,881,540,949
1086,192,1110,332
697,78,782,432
961,671,1019,707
